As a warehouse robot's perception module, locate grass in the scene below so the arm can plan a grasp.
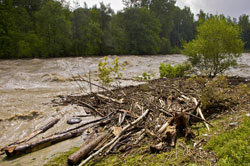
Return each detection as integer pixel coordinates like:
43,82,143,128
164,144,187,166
44,113,250,166
44,147,79,166
205,116,250,166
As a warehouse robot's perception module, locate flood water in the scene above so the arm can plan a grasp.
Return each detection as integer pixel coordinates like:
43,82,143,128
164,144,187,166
0,54,249,166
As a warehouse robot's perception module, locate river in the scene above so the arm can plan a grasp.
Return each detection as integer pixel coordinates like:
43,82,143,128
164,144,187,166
0,54,249,166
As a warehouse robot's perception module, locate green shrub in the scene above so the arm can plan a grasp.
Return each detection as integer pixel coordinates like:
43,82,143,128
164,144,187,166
205,116,250,166
98,56,123,85
183,16,244,77
159,63,191,78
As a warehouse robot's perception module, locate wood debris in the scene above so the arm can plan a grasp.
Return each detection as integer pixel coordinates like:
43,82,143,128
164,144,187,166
1,77,247,165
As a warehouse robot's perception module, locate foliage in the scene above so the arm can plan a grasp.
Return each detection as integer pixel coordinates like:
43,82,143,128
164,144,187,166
159,63,191,78
35,0,71,57
183,16,244,77
110,7,161,55
0,0,249,59
238,15,250,49
98,56,123,85
205,116,250,166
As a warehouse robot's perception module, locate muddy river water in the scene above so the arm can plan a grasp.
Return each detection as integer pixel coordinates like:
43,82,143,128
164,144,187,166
0,54,249,166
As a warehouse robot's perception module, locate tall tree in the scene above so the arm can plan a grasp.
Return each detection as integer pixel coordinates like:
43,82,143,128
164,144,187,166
238,15,250,49
170,6,195,48
113,7,161,54
35,0,71,57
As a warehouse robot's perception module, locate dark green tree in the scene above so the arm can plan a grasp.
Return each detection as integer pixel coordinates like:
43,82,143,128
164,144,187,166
238,15,250,49
110,7,161,55
35,0,71,57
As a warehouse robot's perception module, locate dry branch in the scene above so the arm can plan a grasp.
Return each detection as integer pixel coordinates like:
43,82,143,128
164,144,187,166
1,118,59,152
77,100,104,117
67,132,109,165
77,74,113,94
192,97,210,131
97,94,124,104
78,109,150,166
4,120,108,157
158,117,174,134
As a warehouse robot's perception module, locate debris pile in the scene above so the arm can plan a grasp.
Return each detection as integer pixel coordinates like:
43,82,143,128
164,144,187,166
1,77,249,165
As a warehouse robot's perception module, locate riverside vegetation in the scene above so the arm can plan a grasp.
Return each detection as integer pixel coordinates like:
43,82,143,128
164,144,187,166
1,0,250,59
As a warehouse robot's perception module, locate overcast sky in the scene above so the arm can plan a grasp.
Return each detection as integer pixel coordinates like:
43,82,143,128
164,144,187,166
70,0,250,19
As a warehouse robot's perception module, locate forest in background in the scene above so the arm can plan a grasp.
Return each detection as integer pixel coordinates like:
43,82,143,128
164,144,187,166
0,0,250,59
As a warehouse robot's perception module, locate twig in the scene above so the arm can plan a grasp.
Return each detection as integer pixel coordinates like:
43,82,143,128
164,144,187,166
78,109,150,166
150,102,173,117
88,70,92,93
176,111,214,127
97,94,123,104
78,74,113,94
77,100,104,117
55,114,112,135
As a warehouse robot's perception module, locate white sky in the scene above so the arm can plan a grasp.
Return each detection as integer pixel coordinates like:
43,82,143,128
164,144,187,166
69,0,250,19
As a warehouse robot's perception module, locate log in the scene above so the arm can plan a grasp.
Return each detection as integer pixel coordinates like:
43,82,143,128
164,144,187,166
1,118,59,151
67,132,109,165
158,117,174,134
78,109,150,166
4,120,109,157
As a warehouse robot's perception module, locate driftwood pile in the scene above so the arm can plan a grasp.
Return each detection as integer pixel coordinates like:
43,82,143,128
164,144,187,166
1,77,247,165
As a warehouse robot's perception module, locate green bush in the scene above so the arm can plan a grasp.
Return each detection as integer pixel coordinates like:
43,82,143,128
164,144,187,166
159,63,191,78
205,116,250,166
98,56,123,85
183,16,244,77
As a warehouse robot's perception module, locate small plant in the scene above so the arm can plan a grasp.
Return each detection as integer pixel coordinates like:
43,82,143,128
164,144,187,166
136,72,155,81
159,63,191,78
98,56,123,85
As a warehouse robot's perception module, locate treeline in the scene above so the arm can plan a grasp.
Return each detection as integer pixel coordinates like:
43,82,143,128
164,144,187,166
0,0,249,59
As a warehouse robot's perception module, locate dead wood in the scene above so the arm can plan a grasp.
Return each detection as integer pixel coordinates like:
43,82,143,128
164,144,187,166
158,117,174,134
4,120,109,157
77,74,113,94
78,109,150,166
56,114,112,136
73,115,92,118
67,132,109,165
192,97,210,131
77,100,104,117
1,118,59,152
97,94,124,104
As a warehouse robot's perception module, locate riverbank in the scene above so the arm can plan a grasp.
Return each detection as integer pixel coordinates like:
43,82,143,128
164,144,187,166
0,55,250,166
44,76,250,166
